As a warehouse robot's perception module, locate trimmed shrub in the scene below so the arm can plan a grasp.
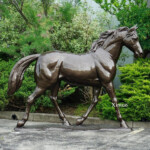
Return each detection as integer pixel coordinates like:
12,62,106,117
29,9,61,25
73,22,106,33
0,59,16,110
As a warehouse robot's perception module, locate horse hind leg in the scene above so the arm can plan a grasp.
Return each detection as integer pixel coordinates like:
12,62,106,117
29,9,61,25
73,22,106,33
76,87,101,125
49,83,71,126
17,86,46,127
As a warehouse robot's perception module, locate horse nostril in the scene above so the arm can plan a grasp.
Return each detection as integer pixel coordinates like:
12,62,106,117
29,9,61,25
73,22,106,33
140,52,143,57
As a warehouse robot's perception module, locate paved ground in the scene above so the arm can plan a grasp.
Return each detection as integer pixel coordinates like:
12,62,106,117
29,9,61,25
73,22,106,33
0,119,150,150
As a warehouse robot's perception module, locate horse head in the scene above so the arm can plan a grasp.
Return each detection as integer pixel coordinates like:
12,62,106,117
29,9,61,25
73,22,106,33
123,25,143,58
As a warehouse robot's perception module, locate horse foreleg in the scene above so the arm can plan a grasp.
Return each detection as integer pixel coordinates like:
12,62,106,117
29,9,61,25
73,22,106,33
17,86,46,128
50,83,71,126
76,87,100,125
103,82,128,128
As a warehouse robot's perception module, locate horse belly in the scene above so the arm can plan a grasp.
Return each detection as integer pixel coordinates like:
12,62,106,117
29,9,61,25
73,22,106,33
60,59,98,85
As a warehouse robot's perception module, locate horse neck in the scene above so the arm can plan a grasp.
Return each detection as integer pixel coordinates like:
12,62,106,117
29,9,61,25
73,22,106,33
104,41,123,63
101,33,126,63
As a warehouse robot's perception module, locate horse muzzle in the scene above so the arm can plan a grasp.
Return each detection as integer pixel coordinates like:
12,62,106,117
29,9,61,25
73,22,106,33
134,51,143,58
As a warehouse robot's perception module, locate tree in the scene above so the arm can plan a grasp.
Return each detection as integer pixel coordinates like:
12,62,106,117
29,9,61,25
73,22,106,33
95,0,150,57
41,0,53,17
49,3,110,53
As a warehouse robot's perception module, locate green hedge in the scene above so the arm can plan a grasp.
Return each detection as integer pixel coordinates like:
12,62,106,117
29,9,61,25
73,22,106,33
0,59,15,110
96,59,150,121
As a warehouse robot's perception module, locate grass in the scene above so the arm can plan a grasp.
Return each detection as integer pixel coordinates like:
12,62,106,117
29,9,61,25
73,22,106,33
74,104,100,117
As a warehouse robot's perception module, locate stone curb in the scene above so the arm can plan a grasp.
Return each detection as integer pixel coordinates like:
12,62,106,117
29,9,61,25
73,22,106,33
0,111,150,128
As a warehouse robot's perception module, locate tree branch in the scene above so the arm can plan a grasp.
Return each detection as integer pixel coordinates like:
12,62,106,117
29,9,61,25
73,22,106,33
8,0,29,24
20,0,24,11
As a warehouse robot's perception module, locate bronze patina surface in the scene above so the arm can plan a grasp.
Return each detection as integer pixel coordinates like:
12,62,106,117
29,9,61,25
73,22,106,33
7,25,143,128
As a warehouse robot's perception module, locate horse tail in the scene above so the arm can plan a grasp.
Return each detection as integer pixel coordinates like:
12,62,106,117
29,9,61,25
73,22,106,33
7,54,40,96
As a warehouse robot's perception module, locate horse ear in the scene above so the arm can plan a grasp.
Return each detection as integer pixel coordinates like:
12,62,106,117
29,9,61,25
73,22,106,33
128,25,138,33
132,24,138,30
134,24,138,29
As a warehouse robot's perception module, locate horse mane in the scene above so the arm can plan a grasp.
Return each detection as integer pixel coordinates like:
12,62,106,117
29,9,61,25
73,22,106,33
90,27,129,52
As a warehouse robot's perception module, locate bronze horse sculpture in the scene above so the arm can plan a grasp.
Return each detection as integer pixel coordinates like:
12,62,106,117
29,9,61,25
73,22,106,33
8,25,143,128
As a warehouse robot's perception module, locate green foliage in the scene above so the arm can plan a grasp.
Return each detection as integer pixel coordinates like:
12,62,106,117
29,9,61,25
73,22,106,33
0,1,53,58
0,6,26,49
95,0,150,52
95,0,147,15
96,59,150,121
23,1,40,26
116,6,150,51
58,1,78,23
59,81,77,99
1,1,111,56
41,0,53,17
0,59,37,111
0,59,16,110
49,6,110,53
75,104,100,117
1,26,53,58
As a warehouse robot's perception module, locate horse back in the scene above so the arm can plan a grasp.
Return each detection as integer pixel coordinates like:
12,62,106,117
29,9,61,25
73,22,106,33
60,53,97,81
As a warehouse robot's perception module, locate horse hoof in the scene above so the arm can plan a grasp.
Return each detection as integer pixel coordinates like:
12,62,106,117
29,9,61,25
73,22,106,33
63,120,71,126
120,120,128,128
17,120,25,128
76,118,84,125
